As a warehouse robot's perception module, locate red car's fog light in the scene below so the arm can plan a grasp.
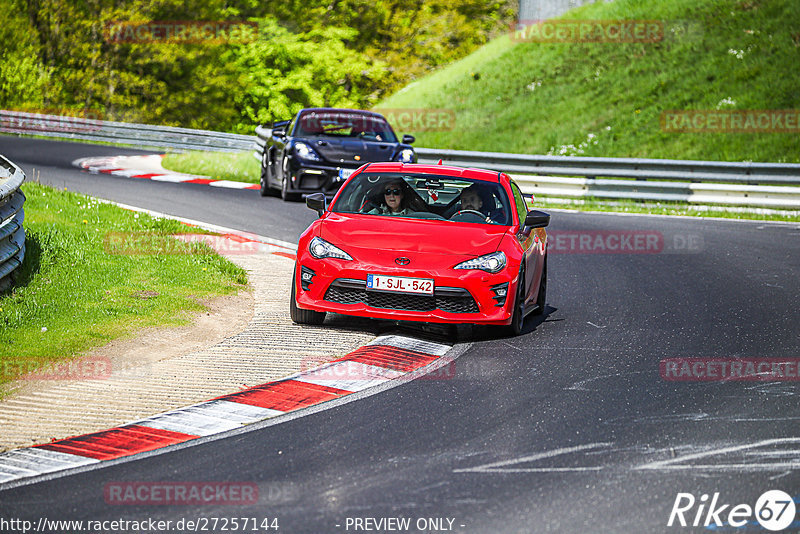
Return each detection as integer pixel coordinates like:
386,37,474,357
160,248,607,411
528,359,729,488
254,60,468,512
300,265,316,291
491,282,509,306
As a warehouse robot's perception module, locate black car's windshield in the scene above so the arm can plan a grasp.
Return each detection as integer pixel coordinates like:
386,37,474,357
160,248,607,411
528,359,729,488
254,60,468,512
294,111,398,142
332,172,512,225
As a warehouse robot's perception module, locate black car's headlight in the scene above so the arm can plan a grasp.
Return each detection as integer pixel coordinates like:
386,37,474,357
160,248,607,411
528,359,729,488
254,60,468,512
395,148,415,163
453,252,506,273
309,236,352,260
295,142,321,162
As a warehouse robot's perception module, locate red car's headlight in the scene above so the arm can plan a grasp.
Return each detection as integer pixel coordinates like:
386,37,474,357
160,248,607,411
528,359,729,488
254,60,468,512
309,236,353,261
453,251,506,273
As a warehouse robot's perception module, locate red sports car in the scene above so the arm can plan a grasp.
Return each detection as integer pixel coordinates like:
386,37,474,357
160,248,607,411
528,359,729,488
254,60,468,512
290,162,549,335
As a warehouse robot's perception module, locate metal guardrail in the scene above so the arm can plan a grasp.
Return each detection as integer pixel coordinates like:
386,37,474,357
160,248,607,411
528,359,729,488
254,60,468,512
4,110,799,209
413,149,800,209
414,148,800,186
254,128,800,209
0,110,254,152
0,155,26,292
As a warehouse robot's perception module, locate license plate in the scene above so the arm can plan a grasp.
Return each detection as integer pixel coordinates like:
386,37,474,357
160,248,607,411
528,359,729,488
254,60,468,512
367,274,434,295
338,168,354,181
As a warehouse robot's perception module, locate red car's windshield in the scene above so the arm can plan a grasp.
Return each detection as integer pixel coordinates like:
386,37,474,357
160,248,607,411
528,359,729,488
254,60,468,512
332,172,512,225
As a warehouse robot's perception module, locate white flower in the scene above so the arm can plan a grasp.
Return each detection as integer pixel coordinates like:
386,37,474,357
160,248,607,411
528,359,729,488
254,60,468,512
716,97,737,109
728,48,745,59
526,80,542,92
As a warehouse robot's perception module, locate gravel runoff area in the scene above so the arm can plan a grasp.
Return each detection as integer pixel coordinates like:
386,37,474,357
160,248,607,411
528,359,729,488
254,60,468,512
0,241,377,452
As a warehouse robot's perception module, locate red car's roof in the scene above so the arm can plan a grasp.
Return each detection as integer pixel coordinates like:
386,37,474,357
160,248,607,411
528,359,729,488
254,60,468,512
363,162,504,183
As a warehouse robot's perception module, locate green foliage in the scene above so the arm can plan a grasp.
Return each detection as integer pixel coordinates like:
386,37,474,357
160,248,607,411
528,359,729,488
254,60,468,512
377,0,800,162
0,1,48,109
162,150,259,183
228,19,388,131
2,0,514,132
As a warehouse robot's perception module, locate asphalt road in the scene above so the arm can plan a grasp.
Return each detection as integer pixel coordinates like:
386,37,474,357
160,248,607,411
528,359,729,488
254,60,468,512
1,135,318,243
2,135,800,533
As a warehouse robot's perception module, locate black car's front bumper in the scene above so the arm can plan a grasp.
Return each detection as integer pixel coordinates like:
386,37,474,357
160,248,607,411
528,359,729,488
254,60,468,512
287,159,360,196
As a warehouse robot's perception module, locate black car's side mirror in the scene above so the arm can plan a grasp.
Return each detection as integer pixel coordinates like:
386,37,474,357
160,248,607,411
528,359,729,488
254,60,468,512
273,127,286,138
306,192,327,217
524,210,550,228
402,134,415,144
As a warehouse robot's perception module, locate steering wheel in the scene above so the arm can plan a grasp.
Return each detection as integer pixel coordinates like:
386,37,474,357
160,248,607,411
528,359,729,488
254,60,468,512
450,209,487,222
360,200,381,213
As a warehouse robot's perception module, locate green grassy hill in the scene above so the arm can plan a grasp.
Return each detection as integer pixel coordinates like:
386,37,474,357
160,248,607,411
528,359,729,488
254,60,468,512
375,0,800,162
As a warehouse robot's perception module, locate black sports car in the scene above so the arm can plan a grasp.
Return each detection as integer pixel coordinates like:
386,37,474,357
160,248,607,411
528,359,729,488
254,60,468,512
259,108,417,200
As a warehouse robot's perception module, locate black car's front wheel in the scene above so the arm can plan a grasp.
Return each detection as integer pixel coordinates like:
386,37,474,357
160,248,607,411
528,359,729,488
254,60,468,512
280,156,295,201
260,150,274,197
290,267,326,325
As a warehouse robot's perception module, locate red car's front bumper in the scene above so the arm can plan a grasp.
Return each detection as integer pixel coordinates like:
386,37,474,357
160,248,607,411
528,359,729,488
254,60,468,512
294,256,517,325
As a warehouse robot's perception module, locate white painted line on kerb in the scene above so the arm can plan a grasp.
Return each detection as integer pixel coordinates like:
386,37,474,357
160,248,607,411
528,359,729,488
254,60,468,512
367,335,451,356
209,180,256,189
0,449,98,481
93,198,297,251
293,361,406,392
149,174,192,182
136,400,285,436
111,169,154,178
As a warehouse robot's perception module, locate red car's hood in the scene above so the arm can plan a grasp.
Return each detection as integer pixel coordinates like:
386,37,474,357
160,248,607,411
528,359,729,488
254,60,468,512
320,213,507,256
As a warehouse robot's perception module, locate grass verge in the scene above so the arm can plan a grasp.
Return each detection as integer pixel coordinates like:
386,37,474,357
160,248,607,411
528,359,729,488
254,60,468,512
162,151,260,184
0,183,248,394
375,0,800,162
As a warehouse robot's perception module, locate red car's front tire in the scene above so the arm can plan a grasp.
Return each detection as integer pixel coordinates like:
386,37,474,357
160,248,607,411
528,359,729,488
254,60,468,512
290,267,326,325
506,265,526,336
532,254,547,316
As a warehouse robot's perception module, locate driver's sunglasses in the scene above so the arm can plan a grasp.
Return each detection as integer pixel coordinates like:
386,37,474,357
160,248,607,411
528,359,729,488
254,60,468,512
384,188,402,196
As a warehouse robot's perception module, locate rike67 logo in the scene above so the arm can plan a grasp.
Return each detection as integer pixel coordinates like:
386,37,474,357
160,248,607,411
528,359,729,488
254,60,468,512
668,490,796,531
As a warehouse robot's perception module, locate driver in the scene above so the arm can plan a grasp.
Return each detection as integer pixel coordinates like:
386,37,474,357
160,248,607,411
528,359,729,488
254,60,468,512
456,184,492,223
459,186,485,212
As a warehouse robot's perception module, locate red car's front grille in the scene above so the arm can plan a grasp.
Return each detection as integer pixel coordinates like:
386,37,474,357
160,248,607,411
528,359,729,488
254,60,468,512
324,279,479,314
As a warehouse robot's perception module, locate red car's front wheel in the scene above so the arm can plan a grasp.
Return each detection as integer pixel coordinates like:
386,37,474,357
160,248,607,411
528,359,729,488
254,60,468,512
290,266,326,325
506,265,526,336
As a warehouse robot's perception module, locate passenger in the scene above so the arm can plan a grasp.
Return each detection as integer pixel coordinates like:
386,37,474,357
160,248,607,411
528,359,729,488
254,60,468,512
368,180,412,216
